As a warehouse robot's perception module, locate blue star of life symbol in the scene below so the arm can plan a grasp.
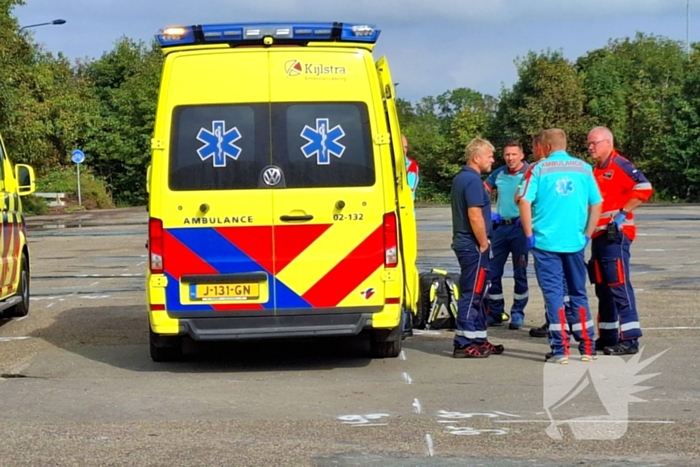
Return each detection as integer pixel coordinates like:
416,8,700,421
196,120,242,168
556,177,574,196
300,118,346,165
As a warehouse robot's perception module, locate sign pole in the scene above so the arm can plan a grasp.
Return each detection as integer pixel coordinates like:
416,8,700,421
77,163,82,206
71,149,86,207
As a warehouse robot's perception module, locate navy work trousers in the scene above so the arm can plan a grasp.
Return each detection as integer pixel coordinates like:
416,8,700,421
589,233,642,345
487,223,529,320
452,239,490,348
532,248,595,357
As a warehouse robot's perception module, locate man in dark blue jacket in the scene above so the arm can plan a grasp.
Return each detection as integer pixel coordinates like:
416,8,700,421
450,137,504,358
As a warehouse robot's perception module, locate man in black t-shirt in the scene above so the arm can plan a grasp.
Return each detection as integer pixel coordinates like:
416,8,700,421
450,137,504,358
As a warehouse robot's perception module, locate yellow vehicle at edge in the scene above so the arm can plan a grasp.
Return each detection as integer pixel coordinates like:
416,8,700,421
0,133,36,319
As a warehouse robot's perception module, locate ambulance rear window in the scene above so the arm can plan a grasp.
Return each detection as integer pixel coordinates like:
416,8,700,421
272,102,374,188
168,102,374,191
169,104,270,191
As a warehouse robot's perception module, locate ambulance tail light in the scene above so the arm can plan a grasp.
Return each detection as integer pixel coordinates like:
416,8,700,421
383,212,398,268
149,218,164,274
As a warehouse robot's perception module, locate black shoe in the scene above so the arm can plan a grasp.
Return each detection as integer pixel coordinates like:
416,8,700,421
603,341,639,356
595,338,616,351
529,323,548,338
453,343,491,359
509,322,522,330
479,341,505,355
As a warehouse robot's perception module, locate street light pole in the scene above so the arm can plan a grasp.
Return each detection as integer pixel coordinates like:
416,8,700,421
19,19,66,31
687,0,691,59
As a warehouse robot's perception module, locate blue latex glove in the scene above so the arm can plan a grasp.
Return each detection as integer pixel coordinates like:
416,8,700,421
526,235,535,250
613,211,627,228
491,212,502,224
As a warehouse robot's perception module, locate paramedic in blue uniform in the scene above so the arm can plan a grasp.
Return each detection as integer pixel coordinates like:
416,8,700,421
450,137,504,358
484,140,529,330
518,129,602,363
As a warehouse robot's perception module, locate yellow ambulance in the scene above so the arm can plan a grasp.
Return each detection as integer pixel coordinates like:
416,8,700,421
146,21,418,361
0,134,35,319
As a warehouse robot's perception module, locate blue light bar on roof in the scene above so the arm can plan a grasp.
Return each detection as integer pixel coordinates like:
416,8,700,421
155,22,380,47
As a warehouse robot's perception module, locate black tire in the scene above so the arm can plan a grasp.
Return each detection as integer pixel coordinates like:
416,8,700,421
4,254,29,318
370,337,402,359
149,329,182,362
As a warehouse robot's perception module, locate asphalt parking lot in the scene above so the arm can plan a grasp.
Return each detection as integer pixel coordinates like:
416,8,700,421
0,205,698,466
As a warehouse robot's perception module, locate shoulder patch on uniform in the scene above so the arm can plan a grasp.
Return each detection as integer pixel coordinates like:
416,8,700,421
603,170,614,179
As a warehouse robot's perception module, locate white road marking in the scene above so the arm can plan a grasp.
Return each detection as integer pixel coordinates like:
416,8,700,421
445,426,508,436
399,350,406,361
89,281,100,287
0,337,31,342
403,372,413,384
425,434,434,457
16,316,27,322
136,262,145,267
645,326,700,330
413,398,422,414
45,303,55,308
337,414,389,427
412,329,442,336
495,420,674,424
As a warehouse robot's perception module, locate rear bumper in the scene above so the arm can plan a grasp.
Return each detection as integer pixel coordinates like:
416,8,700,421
150,306,402,341
180,313,374,341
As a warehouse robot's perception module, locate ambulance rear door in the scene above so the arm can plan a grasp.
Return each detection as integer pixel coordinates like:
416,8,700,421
267,47,388,314
157,49,276,314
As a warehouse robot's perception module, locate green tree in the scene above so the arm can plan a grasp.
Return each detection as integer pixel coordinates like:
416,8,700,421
400,88,496,199
492,50,591,155
81,38,163,205
578,33,688,197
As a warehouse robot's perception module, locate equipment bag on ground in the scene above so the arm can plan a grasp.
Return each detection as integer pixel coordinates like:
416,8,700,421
414,268,460,330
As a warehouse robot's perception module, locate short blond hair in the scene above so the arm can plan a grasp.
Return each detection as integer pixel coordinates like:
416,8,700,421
464,137,495,162
541,128,567,151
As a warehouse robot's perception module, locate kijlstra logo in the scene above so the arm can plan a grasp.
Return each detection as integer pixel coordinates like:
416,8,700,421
285,60,303,76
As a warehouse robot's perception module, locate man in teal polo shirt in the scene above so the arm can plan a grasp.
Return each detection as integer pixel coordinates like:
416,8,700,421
519,129,602,364
484,140,529,330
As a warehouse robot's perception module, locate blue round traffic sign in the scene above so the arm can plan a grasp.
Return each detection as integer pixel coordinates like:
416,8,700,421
71,149,85,164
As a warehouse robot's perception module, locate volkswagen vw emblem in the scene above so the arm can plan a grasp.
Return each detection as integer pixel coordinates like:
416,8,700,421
262,167,282,187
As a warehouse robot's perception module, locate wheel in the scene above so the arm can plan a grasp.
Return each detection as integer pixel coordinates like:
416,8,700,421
4,254,29,318
370,337,402,359
149,329,183,362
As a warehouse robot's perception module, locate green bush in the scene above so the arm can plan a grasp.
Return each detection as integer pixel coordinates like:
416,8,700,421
416,182,451,204
21,195,49,216
36,167,114,210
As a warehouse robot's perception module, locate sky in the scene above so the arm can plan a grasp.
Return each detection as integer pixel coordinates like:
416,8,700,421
12,0,698,103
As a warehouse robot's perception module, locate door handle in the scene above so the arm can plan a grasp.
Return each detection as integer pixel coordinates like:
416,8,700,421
280,214,313,222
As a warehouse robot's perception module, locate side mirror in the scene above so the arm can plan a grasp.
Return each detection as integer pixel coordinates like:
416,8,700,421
15,164,35,196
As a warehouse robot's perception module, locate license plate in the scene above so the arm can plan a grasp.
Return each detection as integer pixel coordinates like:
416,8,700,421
192,283,260,300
